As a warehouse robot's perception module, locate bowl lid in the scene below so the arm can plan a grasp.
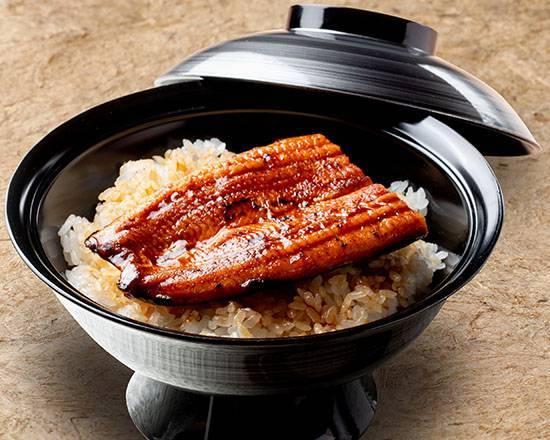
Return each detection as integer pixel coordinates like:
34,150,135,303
156,4,540,156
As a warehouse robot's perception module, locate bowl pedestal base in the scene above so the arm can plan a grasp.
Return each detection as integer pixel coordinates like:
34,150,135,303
126,373,377,439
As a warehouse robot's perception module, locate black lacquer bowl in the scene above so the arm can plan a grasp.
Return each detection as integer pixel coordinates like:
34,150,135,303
6,79,503,438
7,5,536,439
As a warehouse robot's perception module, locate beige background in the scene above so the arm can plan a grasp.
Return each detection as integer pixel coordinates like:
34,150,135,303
0,0,548,438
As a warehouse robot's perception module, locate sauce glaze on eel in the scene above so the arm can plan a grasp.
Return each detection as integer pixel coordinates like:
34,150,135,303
86,134,427,305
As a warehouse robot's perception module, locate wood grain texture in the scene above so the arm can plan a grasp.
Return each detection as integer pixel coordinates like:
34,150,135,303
0,0,548,438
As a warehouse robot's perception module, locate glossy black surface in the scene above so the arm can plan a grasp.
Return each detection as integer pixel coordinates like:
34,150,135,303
6,79,500,395
6,76,504,435
157,5,539,155
126,373,377,439
288,4,437,54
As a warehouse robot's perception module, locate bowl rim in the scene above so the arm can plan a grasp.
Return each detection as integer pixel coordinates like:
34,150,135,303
4,82,504,346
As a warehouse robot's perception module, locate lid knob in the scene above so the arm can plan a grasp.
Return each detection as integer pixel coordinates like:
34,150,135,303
287,4,438,54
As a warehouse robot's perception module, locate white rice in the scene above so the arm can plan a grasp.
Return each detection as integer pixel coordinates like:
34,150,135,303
58,139,447,338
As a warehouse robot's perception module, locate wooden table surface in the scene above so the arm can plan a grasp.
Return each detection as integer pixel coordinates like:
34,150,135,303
0,1,548,438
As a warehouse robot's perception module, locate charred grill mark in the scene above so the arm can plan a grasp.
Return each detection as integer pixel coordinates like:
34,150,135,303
223,198,253,222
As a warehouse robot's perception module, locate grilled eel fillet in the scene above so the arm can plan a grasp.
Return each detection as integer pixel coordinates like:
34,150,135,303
86,134,427,305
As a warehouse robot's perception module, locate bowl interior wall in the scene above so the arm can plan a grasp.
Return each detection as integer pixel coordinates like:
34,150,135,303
39,110,468,298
